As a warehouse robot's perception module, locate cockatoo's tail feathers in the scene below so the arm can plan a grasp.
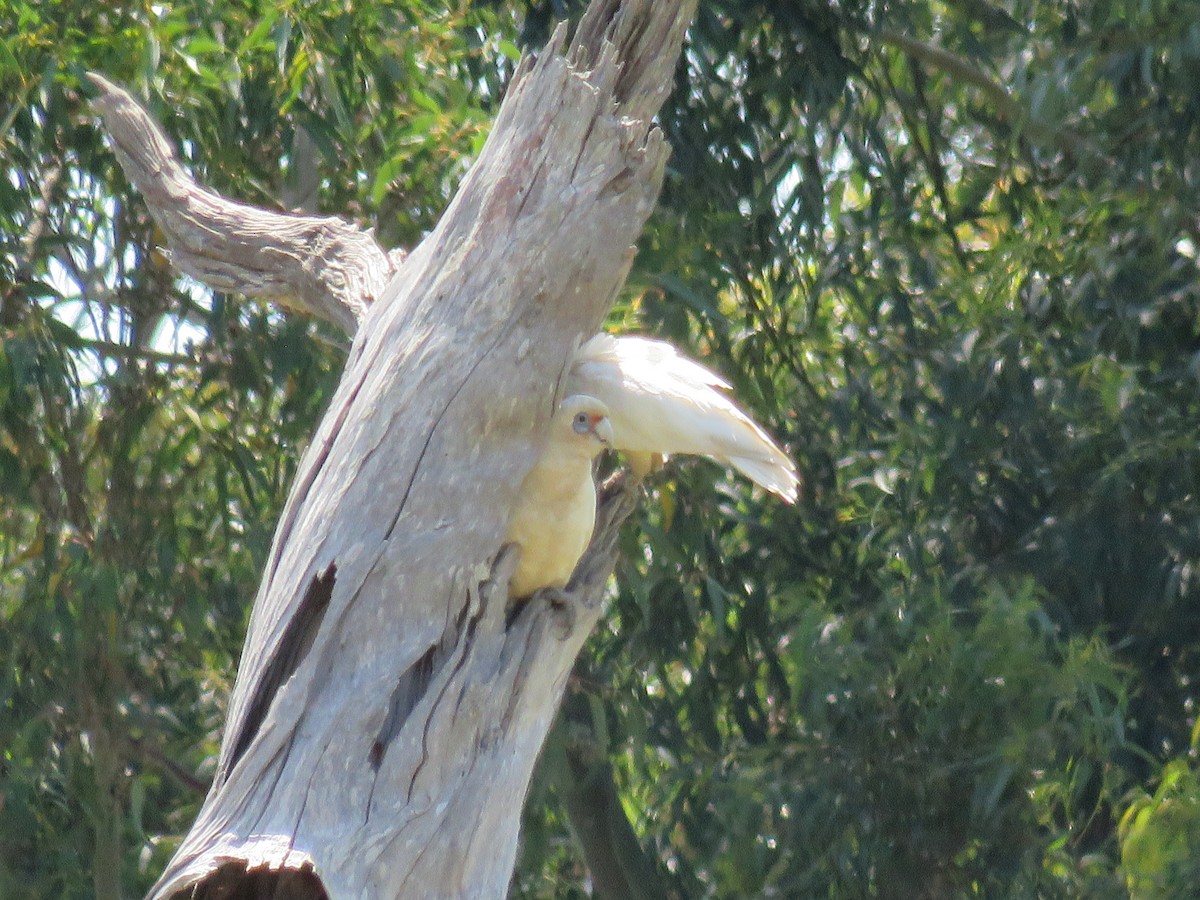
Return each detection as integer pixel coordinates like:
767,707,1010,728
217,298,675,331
726,455,800,504
570,334,799,501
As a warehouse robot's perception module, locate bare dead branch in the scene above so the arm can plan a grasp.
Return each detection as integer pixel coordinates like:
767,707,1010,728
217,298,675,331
87,74,392,335
573,0,692,119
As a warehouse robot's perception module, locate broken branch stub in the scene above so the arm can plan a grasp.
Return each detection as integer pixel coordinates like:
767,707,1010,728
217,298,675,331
101,1,699,898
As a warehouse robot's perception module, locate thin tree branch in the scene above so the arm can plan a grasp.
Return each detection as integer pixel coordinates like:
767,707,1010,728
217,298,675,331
125,737,211,796
78,337,196,367
877,28,1093,158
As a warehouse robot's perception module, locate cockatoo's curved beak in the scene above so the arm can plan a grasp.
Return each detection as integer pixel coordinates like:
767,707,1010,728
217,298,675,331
593,415,614,447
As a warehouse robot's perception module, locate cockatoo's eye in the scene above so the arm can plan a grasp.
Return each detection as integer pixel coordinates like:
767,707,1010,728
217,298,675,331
573,412,591,434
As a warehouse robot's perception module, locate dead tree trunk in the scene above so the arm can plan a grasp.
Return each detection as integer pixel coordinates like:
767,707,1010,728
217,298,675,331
88,1,696,896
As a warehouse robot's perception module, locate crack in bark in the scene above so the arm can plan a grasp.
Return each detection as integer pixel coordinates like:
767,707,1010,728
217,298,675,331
498,610,543,735
512,140,551,221
262,372,368,589
289,738,326,852
570,116,601,183
367,646,434,771
245,740,295,839
227,563,337,774
368,595,473,773
406,594,487,804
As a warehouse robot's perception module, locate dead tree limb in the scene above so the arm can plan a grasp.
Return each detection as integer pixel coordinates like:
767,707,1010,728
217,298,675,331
87,73,392,334
90,1,696,897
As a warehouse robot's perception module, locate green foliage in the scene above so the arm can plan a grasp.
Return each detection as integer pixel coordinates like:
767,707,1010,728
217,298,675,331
515,0,1200,896
6,0,1200,897
1120,757,1200,898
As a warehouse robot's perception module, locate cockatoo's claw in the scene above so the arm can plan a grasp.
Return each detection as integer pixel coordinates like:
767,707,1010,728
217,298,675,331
534,587,575,640
504,585,576,637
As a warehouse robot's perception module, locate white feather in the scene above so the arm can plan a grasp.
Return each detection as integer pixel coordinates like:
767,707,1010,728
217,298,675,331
569,334,799,503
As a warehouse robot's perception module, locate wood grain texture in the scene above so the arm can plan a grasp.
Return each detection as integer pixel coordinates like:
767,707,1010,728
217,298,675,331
87,2,697,897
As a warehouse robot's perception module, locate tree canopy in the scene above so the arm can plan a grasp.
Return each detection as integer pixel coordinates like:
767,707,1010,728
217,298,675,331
5,0,1200,897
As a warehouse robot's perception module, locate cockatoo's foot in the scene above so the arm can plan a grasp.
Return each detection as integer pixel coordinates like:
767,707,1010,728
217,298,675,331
534,586,575,640
598,469,635,502
504,586,575,638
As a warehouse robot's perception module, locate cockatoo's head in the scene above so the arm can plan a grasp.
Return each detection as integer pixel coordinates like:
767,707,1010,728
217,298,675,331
556,395,613,456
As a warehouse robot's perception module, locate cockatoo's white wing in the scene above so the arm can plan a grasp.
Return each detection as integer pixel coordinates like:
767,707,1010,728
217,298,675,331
506,396,612,599
569,334,799,502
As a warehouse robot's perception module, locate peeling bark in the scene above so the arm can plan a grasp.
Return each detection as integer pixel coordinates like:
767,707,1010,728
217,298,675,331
89,1,697,897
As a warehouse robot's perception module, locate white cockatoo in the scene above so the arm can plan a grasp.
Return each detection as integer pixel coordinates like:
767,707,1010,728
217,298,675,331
506,395,614,599
568,334,799,502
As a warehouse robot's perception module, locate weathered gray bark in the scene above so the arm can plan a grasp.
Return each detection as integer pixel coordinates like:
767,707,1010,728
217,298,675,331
90,1,695,897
